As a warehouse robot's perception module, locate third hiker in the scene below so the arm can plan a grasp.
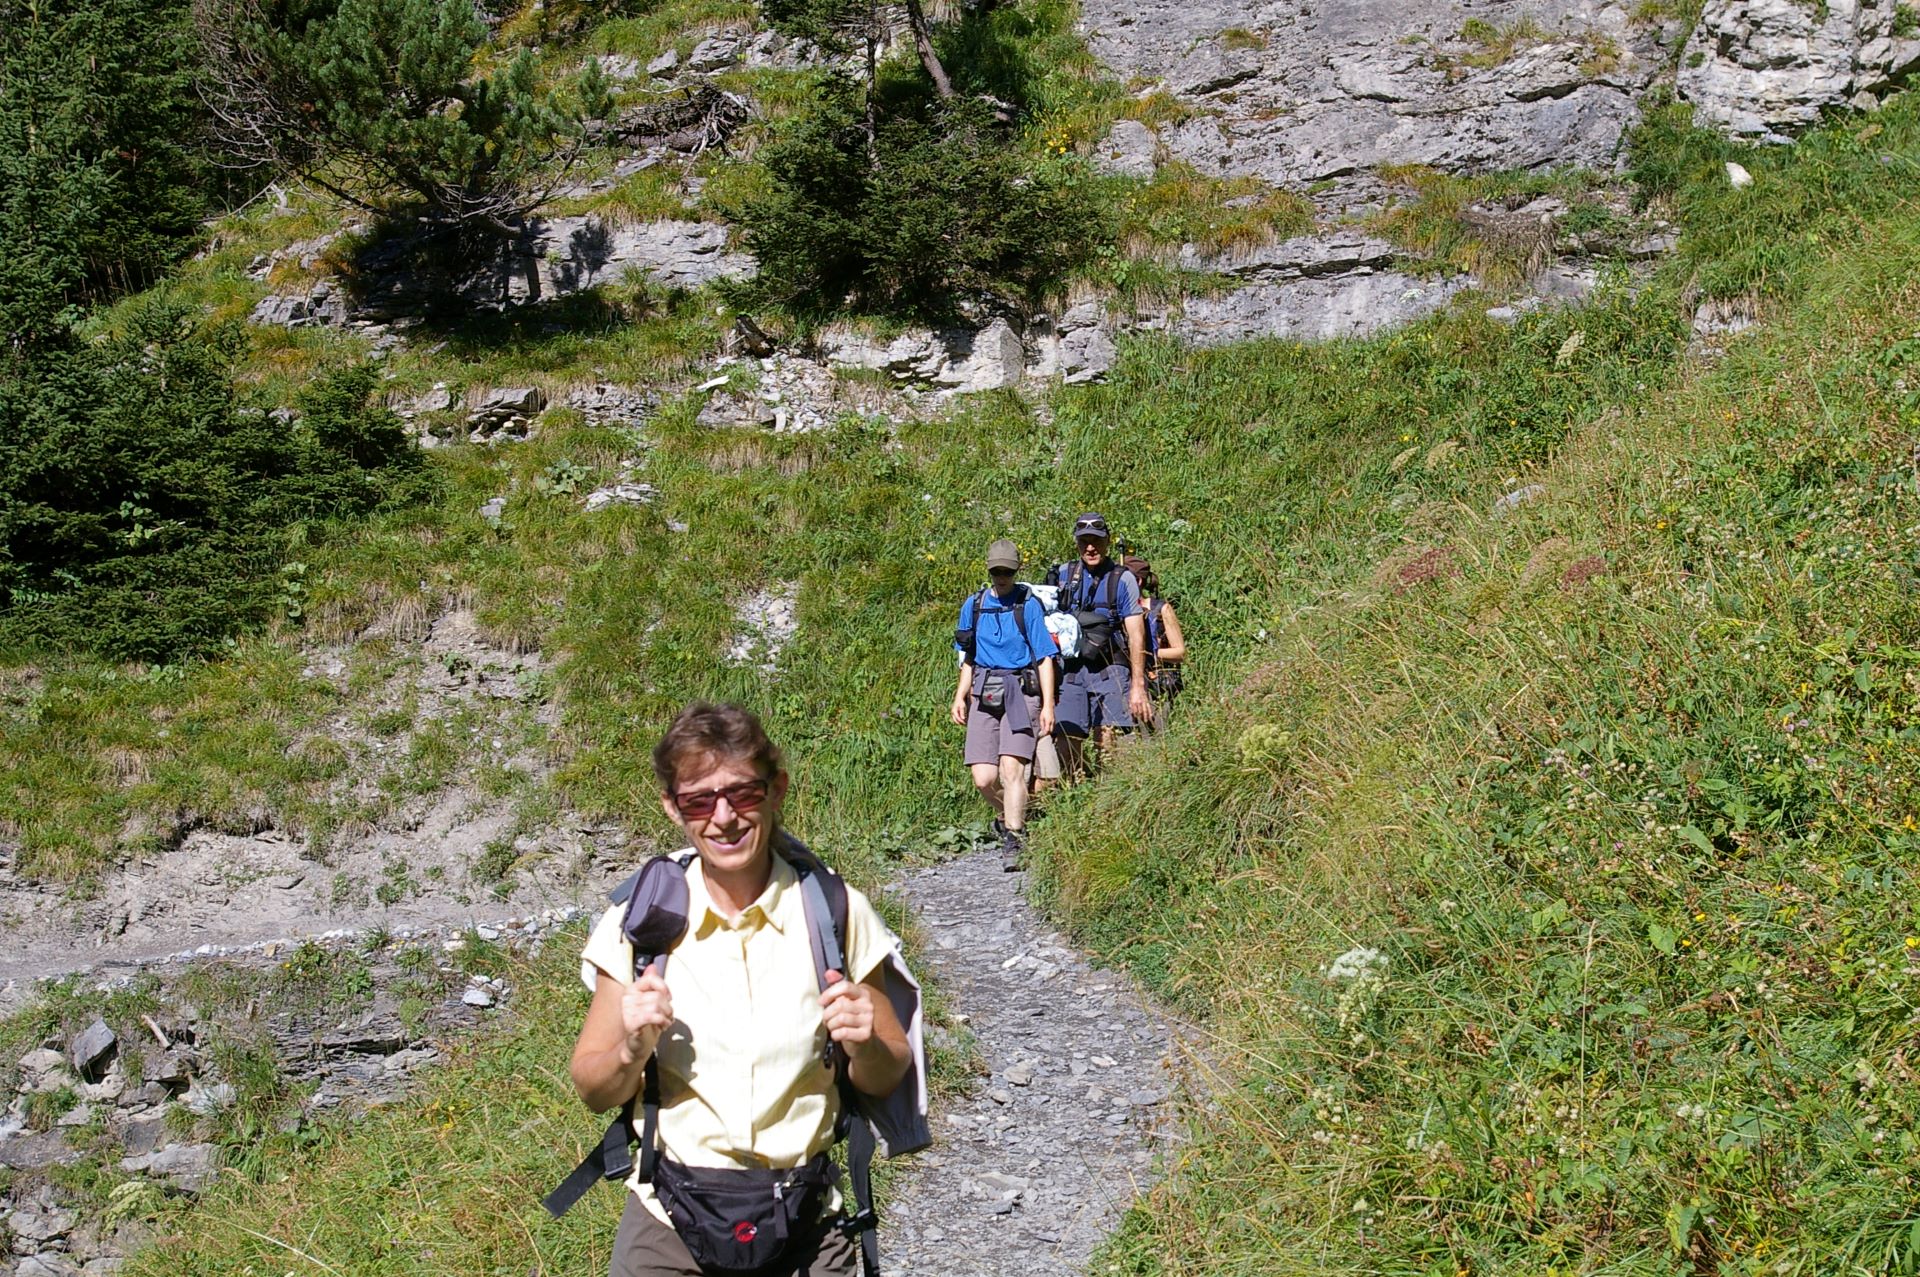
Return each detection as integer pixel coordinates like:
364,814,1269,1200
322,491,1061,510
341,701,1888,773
950,538,1057,867
1051,513,1150,775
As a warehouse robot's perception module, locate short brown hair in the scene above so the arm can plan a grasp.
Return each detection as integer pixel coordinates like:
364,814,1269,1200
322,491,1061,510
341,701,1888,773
651,702,784,791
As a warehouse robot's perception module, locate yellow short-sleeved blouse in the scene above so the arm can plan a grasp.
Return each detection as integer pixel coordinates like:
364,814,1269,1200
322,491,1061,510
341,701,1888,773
579,848,892,1223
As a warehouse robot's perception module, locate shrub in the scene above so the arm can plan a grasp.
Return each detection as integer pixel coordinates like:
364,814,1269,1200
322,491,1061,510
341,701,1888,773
0,299,430,662
726,75,1099,321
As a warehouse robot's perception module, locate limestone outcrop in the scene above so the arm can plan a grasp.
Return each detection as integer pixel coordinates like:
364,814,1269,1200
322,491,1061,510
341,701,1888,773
1677,0,1920,138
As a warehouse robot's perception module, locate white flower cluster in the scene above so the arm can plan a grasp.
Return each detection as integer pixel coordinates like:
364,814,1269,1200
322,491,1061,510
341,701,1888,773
1326,947,1390,1043
1327,946,1389,982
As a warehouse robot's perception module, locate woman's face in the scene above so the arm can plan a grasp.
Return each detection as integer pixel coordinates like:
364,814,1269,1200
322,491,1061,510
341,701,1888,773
659,753,788,880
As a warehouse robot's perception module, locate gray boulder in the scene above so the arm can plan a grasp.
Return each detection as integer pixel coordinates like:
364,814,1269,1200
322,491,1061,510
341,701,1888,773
821,319,1027,392
1094,119,1159,179
1176,270,1470,346
938,318,1025,393
1058,303,1118,385
68,1020,116,1080
120,1141,220,1192
687,33,740,73
15,1049,71,1094
647,48,680,77
475,216,754,307
1677,0,1920,138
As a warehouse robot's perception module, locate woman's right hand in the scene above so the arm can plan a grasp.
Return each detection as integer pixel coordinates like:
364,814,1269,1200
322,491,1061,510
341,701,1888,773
620,961,673,1063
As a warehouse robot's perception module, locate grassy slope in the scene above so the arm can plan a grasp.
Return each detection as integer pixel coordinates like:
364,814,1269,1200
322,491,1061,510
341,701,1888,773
1044,104,1920,1276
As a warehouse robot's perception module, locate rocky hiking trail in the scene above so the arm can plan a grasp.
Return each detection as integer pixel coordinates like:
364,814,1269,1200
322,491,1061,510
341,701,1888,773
884,851,1191,1276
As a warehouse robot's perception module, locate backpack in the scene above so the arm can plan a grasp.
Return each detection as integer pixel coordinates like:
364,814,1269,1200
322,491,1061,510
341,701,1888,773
544,837,930,1277
955,586,1047,697
1056,561,1137,669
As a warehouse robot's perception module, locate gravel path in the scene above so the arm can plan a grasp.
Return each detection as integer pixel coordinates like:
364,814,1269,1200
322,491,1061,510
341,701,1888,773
882,851,1188,1276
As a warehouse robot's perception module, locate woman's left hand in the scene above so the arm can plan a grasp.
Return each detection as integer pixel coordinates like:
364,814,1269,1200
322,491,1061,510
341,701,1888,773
819,970,875,1046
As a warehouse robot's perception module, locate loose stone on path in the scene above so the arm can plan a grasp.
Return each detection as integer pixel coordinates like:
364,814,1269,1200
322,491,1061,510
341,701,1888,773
884,850,1190,1276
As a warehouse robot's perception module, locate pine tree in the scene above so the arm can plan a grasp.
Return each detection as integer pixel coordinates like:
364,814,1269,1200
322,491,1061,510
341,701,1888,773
0,0,207,351
199,0,611,234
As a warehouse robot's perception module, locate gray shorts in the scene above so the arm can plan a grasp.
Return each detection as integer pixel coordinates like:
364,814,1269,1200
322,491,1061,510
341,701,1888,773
1060,664,1134,734
964,693,1042,766
611,1192,856,1277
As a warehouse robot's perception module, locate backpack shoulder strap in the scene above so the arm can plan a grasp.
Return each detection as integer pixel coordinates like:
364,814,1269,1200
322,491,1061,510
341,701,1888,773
1065,560,1086,608
544,852,694,1218
781,835,850,989
1016,589,1041,666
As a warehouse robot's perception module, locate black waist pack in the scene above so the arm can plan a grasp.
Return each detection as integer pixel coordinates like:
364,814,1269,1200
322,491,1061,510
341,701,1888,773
1076,612,1114,666
652,1153,838,1274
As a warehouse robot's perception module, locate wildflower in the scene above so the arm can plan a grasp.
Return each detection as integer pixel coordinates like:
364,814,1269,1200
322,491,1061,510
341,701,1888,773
1327,947,1388,981
1906,936,1918,949
1655,519,1668,529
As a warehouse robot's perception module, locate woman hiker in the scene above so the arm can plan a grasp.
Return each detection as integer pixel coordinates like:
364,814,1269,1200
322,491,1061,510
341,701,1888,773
568,702,918,1277
1124,555,1186,727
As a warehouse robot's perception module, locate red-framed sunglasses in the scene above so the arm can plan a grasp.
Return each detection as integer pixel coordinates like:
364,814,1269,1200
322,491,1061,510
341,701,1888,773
669,778,770,820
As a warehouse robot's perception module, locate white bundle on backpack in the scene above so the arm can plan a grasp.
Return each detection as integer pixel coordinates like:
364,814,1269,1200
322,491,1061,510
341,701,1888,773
1023,582,1061,613
1045,610,1081,659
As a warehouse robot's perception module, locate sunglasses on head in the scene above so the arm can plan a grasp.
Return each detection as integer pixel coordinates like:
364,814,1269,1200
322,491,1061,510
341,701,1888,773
669,778,770,820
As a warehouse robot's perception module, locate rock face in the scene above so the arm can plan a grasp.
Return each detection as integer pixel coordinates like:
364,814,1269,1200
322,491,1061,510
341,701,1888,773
1677,0,1920,138
465,216,754,307
1177,270,1471,346
1080,0,1666,187
252,217,753,331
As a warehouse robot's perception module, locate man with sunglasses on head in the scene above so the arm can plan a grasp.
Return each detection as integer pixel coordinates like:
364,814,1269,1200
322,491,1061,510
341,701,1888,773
570,703,913,1277
950,538,1057,868
1050,513,1150,776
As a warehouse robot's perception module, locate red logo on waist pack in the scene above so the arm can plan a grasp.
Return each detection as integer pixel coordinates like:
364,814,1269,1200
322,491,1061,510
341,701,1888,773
733,1221,758,1244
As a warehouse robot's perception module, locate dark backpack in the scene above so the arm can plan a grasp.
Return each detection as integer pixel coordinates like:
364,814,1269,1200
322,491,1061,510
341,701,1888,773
1057,561,1136,668
544,837,929,1277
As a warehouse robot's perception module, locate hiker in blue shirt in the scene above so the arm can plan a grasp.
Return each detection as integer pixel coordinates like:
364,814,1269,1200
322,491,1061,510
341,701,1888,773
949,539,1057,867
1049,513,1150,777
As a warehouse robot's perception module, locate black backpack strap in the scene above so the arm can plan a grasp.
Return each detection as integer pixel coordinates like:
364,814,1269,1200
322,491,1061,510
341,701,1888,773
786,842,878,1277
1016,589,1041,667
542,945,670,1218
836,1079,881,1277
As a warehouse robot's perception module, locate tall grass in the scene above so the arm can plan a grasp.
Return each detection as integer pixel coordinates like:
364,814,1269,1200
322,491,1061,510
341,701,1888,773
1039,96,1920,1276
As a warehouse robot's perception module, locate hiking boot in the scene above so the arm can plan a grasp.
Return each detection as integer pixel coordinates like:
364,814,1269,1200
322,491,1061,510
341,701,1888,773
990,817,1008,843
1000,826,1026,871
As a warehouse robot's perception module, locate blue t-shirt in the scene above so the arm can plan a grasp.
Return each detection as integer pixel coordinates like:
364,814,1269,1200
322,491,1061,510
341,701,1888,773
956,587,1054,670
1051,560,1142,621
